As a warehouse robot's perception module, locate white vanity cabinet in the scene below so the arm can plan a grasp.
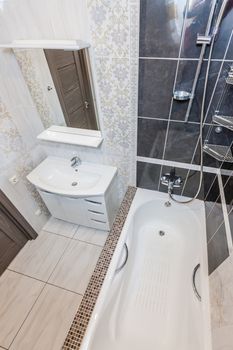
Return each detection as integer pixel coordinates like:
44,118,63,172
38,174,119,231
27,156,119,231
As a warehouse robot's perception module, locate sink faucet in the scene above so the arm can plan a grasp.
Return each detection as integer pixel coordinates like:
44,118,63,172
70,155,82,168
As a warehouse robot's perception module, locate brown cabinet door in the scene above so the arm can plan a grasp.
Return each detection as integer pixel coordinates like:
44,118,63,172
44,49,98,130
0,191,37,275
0,211,27,275
0,230,24,275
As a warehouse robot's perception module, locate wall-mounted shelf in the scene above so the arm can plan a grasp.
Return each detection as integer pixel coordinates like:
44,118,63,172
213,115,233,131
203,144,233,163
37,126,103,148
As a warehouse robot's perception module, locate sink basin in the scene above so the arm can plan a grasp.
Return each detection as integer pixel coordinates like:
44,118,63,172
27,156,117,197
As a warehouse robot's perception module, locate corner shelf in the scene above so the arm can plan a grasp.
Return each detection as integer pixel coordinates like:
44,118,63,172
213,115,233,131
203,144,233,163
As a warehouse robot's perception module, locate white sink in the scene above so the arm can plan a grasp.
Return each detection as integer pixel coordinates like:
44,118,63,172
27,156,117,197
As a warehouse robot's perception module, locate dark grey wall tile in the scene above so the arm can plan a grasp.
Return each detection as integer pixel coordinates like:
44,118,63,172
180,0,214,58
137,161,161,190
138,59,177,119
204,173,220,202
169,59,220,123
222,174,233,211
137,118,167,159
205,62,233,124
186,61,221,123
203,151,221,168
212,4,233,60
205,124,233,147
229,208,233,240
226,32,233,60
139,0,186,58
182,169,203,199
206,201,224,242
208,222,229,274
171,60,198,121
164,121,199,163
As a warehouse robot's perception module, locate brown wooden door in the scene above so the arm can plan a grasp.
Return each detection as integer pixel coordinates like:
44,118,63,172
44,49,98,130
0,191,37,275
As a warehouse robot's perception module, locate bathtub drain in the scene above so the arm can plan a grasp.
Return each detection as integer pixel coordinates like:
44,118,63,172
159,230,165,236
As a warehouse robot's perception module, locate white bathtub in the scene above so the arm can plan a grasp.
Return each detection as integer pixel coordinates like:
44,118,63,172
81,188,212,350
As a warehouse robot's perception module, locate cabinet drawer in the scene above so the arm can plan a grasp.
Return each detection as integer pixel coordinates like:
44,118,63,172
84,197,106,213
87,209,108,222
90,218,109,231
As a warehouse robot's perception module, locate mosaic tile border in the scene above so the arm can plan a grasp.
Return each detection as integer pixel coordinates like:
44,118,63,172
62,186,137,349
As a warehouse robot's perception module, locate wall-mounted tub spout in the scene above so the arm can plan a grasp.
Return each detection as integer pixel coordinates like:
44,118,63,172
161,169,183,196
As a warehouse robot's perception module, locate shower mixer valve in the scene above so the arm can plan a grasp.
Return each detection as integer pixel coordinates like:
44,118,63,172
160,169,183,195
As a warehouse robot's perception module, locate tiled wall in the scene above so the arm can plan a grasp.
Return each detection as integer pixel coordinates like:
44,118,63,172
0,49,49,232
137,0,233,268
137,0,233,196
137,1,233,348
0,0,139,231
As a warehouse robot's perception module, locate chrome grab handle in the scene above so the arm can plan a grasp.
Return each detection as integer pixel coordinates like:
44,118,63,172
192,264,201,302
115,243,128,273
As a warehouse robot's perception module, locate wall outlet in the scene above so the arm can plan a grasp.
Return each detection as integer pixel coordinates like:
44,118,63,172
9,175,19,185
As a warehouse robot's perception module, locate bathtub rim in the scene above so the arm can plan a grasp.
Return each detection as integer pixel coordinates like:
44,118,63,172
80,188,212,350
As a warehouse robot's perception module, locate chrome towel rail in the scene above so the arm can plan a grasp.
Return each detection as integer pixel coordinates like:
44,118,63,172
115,243,128,273
192,264,201,302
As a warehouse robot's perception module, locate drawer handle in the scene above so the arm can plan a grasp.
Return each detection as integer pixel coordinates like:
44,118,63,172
88,209,104,215
85,199,102,205
91,219,106,224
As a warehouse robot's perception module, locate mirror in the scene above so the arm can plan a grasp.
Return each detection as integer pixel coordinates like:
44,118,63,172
14,48,99,131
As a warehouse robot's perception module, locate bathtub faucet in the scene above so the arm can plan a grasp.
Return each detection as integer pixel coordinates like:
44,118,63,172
160,168,183,195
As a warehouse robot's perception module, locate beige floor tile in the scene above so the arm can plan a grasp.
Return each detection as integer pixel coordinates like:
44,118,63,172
49,240,102,294
43,217,78,238
10,284,82,350
73,225,108,246
9,231,70,281
0,270,44,348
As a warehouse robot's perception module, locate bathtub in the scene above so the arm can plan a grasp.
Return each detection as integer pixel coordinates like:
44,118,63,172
81,188,211,350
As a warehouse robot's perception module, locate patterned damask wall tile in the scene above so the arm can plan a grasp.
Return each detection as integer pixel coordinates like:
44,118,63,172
87,0,130,58
86,0,139,191
14,154,49,215
0,100,26,163
94,56,131,154
0,98,49,220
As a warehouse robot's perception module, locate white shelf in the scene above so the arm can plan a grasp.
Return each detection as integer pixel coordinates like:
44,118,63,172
37,126,103,148
203,144,233,163
0,39,90,50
